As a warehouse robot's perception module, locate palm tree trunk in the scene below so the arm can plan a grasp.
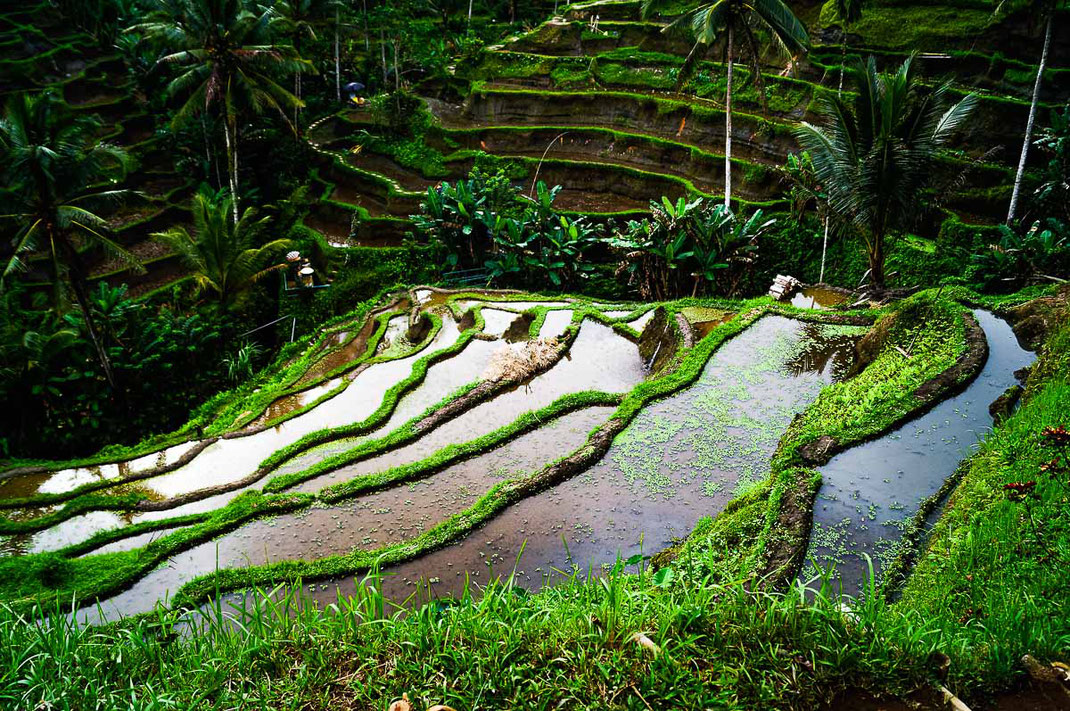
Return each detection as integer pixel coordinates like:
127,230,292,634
838,30,847,95
380,29,388,82
60,237,117,391
1007,5,1053,225
294,71,301,138
224,119,240,223
201,114,214,187
819,215,829,283
724,22,733,208
394,40,401,97
869,233,885,291
335,5,342,103
294,34,302,138
362,0,369,50
467,0,473,26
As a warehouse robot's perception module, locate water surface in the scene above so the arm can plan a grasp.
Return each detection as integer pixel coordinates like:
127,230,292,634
801,311,1034,595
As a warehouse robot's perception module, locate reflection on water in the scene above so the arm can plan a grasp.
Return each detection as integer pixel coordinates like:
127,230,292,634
71,407,613,623
538,310,573,339
790,286,848,311
2,317,464,556
0,441,200,503
291,319,643,493
481,309,517,337
681,306,735,340
801,311,1034,596
288,316,858,605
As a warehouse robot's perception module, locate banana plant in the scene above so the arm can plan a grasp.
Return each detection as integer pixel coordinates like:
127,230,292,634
610,197,772,298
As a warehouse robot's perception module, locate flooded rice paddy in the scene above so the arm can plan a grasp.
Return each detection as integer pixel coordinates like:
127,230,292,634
801,311,1034,595
5,290,1033,624
73,407,613,623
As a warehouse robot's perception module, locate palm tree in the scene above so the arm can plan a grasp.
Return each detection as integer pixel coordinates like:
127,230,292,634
642,0,809,208
155,192,292,308
0,92,135,389
1007,0,1058,225
265,0,329,135
795,55,977,291
132,0,309,222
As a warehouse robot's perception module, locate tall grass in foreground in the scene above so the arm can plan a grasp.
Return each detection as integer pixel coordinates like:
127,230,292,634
0,558,1010,711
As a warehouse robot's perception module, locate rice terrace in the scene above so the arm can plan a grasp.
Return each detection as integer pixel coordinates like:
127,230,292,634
0,0,1068,708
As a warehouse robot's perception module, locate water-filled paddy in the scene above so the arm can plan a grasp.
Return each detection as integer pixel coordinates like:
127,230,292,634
230,316,861,607
800,311,1034,595
0,313,464,554
10,289,1033,630
71,407,613,622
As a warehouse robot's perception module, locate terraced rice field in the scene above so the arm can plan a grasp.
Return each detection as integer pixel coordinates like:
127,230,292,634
0,286,884,618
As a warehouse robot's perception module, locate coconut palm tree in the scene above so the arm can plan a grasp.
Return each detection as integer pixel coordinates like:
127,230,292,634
795,55,977,291
265,0,330,135
0,91,135,390
1007,0,1059,225
641,0,809,208
132,0,309,222
155,192,292,308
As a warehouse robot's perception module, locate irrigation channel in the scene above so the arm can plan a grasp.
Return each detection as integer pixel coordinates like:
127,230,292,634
0,289,1031,625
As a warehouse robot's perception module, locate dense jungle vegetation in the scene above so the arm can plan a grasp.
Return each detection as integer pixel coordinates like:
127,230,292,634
0,0,1068,707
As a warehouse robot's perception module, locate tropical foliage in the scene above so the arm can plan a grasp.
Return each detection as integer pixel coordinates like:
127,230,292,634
155,193,292,308
0,91,135,390
641,0,809,205
1033,102,1070,222
414,173,604,289
610,196,772,299
794,55,977,290
0,283,236,457
131,0,308,219
969,218,1069,291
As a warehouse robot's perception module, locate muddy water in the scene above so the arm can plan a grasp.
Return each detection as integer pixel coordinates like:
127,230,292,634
71,408,613,623
290,319,643,492
374,315,411,357
296,300,411,386
275,337,503,478
503,313,535,342
3,318,464,555
304,213,350,244
0,441,201,502
800,311,1034,596
681,306,735,340
259,377,343,424
790,287,849,310
136,317,461,497
47,319,639,558
628,310,655,331
539,310,574,339
453,300,569,313
481,309,518,337
292,317,860,604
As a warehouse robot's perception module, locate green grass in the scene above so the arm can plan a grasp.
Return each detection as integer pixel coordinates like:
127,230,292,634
819,1,997,50
0,557,1020,710
787,294,967,449
1,289,1064,708
895,309,1070,690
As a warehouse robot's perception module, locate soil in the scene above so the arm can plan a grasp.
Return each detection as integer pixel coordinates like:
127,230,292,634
346,152,447,192
824,682,1070,711
89,238,174,277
